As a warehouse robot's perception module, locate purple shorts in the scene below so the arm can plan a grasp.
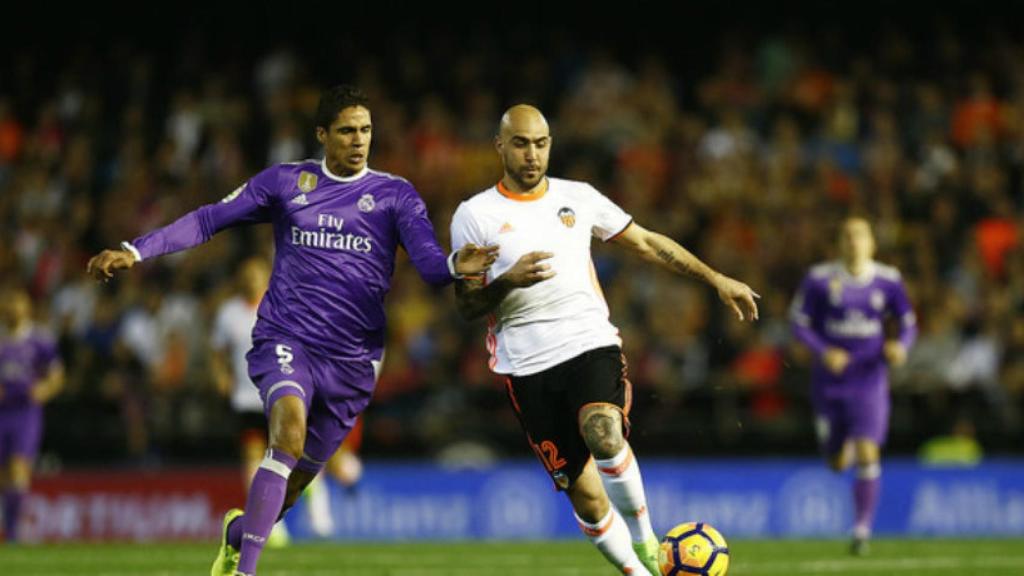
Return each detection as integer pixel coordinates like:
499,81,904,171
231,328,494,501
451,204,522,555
0,407,42,462
246,335,378,471
813,389,890,456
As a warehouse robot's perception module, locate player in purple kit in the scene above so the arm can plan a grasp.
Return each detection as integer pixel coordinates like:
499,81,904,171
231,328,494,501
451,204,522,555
87,85,497,576
790,217,917,555
0,288,64,543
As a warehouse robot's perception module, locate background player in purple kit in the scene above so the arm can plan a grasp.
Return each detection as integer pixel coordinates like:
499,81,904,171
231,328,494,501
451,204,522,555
790,217,918,555
86,85,497,576
0,288,64,543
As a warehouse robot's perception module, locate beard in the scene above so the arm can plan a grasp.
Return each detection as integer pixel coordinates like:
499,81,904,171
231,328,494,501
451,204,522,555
510,166,545,190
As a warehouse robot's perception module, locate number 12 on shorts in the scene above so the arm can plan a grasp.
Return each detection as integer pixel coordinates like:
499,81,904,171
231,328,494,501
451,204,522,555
531,439,567,472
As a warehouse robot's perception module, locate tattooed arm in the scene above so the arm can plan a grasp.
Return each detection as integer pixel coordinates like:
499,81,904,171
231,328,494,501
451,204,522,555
455,251,555,321
610,222,760,321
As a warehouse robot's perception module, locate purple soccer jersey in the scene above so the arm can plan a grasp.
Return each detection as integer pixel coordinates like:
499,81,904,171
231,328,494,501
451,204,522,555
790,261,917,451
127,160,455,366
0,328,59,461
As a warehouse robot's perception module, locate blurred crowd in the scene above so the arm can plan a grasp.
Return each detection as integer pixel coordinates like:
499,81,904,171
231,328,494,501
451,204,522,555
1,15,1022,466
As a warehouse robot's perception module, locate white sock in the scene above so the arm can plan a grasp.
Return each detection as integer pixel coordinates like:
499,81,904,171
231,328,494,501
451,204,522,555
575,508,652,576
595,445,656,544
306,474,335,537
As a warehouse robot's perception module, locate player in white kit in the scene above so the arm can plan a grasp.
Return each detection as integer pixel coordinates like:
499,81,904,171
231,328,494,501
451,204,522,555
451,105,760,575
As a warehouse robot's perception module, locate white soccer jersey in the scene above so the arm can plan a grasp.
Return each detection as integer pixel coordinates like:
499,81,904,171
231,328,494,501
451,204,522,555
450,177,632,376
211,296,263,412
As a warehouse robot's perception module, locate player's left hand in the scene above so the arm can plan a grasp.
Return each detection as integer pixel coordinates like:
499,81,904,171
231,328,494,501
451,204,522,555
883,340,907,367
713,274,760,321
455,244,499,276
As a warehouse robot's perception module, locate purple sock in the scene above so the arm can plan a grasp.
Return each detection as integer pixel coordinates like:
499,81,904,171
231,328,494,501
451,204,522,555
237,449,297,575
3,490,25,541
853,464,881,536
227,515,244,550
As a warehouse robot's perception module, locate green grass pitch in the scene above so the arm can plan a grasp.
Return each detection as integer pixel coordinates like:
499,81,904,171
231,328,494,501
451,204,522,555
1,539,1022,575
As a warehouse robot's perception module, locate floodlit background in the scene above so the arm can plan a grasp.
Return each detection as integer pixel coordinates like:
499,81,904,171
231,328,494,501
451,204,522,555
0,1,1021,565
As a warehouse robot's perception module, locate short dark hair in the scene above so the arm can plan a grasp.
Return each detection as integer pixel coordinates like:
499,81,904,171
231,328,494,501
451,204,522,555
315,85,370,130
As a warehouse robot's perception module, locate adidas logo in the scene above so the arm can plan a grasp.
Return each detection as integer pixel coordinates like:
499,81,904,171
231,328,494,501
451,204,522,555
499,222,514,234
291,194,309,205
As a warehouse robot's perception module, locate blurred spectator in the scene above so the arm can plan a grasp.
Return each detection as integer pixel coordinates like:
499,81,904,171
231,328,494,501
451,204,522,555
0,11,1021,465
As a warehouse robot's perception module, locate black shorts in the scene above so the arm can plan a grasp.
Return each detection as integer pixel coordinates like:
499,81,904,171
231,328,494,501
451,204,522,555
504,345,632,491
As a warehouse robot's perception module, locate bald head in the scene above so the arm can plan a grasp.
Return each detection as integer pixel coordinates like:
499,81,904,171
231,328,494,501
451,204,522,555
496,105,551,192
499,104,549,139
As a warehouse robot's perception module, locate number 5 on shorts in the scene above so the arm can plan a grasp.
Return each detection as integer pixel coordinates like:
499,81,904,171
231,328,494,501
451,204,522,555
276,344,295,374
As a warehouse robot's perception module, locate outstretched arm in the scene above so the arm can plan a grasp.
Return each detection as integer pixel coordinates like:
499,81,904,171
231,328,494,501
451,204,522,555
611,222,760,321
87,172,276,281
396,184,497,286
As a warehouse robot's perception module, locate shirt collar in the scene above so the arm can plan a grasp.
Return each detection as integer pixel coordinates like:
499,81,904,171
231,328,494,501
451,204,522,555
321,158,368,182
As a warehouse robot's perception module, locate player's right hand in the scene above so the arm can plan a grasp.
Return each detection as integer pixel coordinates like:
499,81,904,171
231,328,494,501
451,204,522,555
86,249,136,281
883,340,907,367
712,274,760,322
822,347,851,375
502,251,556,288
454,243,500,277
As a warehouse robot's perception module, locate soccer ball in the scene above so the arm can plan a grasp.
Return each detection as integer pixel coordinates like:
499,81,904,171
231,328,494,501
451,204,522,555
657,521,730,576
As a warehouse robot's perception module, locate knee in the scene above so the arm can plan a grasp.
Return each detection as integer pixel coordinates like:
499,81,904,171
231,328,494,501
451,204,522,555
273,424,305,461
854,442,880,466
854,444,882,480
581,412,625,459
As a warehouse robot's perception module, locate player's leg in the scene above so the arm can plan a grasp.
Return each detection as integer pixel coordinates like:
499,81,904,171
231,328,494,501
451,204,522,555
2,410,42,543
851,437,881,552
580,404,658,573
326,367,370,491
302,411,366,537
232,395,305,575
568,460,653,576
279,358,375,535
259,404,340,521
505,363,652,576
216,338,314,576
237,415,288,549
847,391,888,555
3,456,31,542
815,398,851,472
0,423,14,541
827,440,853,472
281,449,333,537
573,348,658,574
326,416,364,489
